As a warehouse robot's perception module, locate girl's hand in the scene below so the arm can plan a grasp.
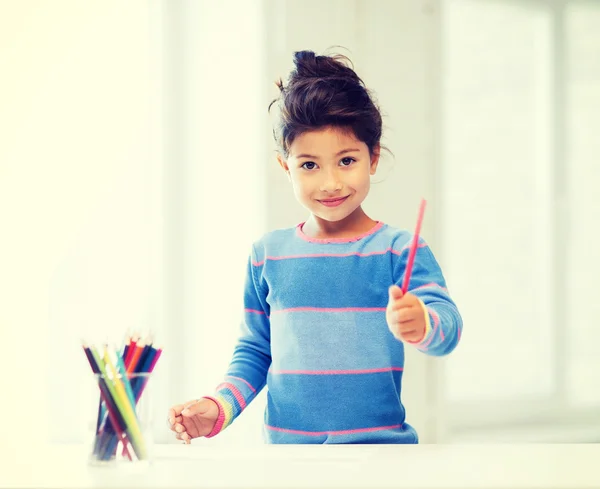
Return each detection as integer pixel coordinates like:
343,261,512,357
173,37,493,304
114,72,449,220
167,398,219,444
386,285,426,343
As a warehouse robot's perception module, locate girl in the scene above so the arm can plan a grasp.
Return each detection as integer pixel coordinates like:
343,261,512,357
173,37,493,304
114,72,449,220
168,50,463,444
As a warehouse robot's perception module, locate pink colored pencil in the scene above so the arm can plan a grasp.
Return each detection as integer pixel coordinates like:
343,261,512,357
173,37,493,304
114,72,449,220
124,335,138,366
401,198,427,294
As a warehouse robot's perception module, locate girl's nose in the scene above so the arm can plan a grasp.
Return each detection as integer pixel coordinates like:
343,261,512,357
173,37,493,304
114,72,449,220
320,170,342,193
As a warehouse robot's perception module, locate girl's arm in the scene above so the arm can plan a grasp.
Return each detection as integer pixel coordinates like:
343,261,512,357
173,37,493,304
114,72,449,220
393,236,463,357
205,245,271,437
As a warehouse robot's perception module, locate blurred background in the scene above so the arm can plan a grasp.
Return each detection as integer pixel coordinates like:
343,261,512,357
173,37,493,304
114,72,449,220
0,0,598,447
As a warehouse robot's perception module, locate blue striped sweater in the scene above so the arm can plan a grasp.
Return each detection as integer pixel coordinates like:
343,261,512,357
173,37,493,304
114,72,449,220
205,221,462,443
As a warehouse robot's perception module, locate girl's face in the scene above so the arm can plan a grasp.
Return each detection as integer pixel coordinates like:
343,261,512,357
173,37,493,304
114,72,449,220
278,126,379,224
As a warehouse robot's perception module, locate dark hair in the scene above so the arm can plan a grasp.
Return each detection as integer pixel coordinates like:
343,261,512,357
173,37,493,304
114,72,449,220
269,50,383,158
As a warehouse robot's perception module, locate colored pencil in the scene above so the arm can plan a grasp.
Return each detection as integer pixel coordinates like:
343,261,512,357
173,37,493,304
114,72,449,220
401,198,427,294
102,345,147,459
134,347,162,403
114,347,136,408
124,334,138,367
126,341,145,373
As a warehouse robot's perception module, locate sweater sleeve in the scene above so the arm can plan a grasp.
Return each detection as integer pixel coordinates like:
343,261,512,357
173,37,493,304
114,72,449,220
205,245,271,437
393,235,463,357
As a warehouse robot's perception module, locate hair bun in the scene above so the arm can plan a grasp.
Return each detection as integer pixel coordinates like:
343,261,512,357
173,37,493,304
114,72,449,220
291,50,359,83
292,51,320,78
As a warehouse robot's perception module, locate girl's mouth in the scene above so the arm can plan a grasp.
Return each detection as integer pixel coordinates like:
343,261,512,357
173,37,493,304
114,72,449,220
318,196,349,207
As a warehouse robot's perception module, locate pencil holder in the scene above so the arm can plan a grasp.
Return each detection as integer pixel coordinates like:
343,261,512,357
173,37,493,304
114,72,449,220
88,372,154,465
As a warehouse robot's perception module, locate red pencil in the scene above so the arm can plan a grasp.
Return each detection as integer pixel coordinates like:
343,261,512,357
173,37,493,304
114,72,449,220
126,339,146,373
401,198,427,294
124,335,138,366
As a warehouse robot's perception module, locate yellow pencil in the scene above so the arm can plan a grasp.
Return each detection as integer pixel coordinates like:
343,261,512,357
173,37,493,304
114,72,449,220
102,346,147,459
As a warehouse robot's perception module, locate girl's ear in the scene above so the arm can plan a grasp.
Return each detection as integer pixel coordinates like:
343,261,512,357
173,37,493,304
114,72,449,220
370,145,381,175
277,154,291,181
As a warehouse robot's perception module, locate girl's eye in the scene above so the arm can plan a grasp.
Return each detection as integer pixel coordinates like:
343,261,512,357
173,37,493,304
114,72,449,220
301,162,317,170
340,157,356,166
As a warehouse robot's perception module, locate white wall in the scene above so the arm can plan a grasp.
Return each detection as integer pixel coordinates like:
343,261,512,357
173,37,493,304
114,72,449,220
0,0,159,447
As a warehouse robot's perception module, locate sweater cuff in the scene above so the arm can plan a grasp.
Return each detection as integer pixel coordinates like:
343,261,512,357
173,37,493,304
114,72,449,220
203,396,226,438
404,298,432,346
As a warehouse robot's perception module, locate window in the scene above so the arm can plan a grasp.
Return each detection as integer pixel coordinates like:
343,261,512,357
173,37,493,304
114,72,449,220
564,2,600,409
442,0,600,440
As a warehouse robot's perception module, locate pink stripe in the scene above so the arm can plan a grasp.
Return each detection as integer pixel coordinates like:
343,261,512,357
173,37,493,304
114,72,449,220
216,382,247,410
421,331,435,349
399,241,427,254
225,375,257,393
272,307,386,314
270,367,403,375
204,396,226,438
411,282,448,293
421,312,439,349
265,423,404,436
458,326,462,342
429,309,442,341
245,308,265,315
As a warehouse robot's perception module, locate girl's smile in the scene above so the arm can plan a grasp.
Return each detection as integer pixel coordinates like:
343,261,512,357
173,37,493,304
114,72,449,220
318,196,349,207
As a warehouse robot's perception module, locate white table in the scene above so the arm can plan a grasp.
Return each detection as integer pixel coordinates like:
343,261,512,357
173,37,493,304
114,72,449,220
2,443,599,488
